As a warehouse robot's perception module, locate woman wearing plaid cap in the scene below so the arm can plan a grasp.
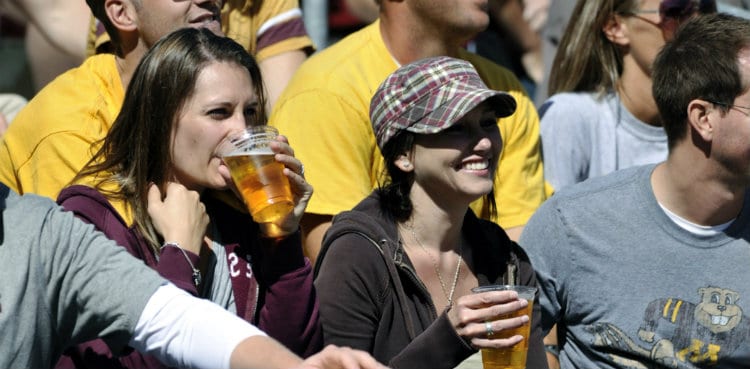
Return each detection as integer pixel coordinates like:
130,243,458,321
313,56,548,369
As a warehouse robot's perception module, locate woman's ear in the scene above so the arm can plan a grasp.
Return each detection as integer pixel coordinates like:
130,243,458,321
394,154,414,172
603,14,630,47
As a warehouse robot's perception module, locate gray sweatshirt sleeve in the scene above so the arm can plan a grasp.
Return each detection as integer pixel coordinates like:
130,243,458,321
39,197,165,352
0,191,163,368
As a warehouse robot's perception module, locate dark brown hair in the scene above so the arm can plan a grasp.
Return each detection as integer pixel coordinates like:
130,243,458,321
653,13,750,148
75,28,266,250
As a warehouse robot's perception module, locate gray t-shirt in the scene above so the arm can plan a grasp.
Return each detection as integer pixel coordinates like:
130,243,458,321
520,165,750,368
201,228,237,314
539,91,667,191
0,187,163,368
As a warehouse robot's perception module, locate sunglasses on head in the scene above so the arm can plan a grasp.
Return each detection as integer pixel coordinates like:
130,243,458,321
623,0,717,32
658,0,717,21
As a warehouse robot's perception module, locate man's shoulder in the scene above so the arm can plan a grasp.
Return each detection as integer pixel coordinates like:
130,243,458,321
273,23,393,115
8,54,120,137
44,54,118,89
15,54,118,119
3,189,59,228
548,165,654,208
295,24,384,80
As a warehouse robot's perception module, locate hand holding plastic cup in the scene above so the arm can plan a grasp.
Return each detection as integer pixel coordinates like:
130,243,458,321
471,285,537,369
218,126,294,237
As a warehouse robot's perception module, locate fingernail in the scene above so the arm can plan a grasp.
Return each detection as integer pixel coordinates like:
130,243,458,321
519,299,529,307
521,315,530,323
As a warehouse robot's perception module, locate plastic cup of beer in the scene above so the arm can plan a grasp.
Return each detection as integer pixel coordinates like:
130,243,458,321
218,126,294,237
471,285,537,369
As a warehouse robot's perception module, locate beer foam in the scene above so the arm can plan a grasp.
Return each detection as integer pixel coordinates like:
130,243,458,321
224,146,274,156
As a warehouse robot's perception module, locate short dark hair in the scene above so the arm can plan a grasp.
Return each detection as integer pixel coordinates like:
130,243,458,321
653,13,750,148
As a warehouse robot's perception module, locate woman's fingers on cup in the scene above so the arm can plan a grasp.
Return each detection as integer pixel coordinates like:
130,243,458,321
465,291,529,318
470,290,523,309
470,330,525,349
270,135,294,156
274,151,306,179
467,314,529,349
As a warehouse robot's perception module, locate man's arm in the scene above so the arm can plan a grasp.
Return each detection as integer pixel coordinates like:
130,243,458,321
5,0,90,59
0,113,7,137
232,342,387,369
343,0,379,23
134,284,388,369
300,213,332,265
259,50,307,111
544,326,560,369
504,225,524,242
271,88,376,265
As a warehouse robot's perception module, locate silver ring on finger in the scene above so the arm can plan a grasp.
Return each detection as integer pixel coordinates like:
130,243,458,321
299,164,305,177
485,321,494,337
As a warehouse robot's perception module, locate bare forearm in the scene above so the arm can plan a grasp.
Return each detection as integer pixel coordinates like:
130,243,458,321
505,225,524,242
300,214,333,266
230,336,303,369
259,50,307,111
544,325,560,369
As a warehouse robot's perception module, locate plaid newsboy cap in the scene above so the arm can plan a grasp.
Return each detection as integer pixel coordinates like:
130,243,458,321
370,56,516,150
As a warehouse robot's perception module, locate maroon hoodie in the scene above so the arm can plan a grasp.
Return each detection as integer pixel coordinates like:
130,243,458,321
54,185,322,369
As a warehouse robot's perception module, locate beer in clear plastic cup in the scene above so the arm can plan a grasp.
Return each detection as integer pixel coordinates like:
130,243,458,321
219,126,293,236
471,285,537,369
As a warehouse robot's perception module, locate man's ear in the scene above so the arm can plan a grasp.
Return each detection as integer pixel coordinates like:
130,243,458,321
687,99,715,142
104,0,138,32
602,14,630,47
394,154,413,172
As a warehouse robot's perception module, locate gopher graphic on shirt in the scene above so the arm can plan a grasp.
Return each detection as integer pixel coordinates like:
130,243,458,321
587,286,750,368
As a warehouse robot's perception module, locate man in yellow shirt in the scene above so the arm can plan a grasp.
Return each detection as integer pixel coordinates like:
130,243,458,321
88,0,313,108
0,0,312,207
270,0,552,263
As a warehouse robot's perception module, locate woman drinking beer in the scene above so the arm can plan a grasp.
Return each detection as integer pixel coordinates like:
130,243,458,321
54,28,320,368
313,56,548,369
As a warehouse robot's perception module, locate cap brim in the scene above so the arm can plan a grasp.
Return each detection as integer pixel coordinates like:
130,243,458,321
406,87,517,135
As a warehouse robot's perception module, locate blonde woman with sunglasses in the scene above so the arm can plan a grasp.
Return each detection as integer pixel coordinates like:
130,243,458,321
537,0,716,192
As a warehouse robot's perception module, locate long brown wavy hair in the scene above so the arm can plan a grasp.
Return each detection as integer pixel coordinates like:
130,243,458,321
548,0,638,96
74,28,266,251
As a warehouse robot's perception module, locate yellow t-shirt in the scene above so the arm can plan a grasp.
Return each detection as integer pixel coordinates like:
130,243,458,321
269,20,551,229
87,0,314,60
0,54,132,219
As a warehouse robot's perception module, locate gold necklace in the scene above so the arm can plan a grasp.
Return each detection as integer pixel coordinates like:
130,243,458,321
407,225,463,307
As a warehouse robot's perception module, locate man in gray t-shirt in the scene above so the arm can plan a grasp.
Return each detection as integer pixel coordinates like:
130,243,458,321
521,14,750,368
0,184,164,368
0,183,387,369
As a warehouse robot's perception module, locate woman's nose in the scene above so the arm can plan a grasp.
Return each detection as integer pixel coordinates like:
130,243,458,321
474,136,493,151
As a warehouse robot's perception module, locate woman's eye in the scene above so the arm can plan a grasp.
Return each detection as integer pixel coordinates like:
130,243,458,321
443,124,464,133
208,108,230,119
481,118,497,129
243,107,257,118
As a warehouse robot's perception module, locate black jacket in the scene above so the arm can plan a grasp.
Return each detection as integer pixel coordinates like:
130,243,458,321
314,191,548,369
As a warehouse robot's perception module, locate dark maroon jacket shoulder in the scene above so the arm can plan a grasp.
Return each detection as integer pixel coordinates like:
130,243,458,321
314,190,548,369
54,185,321,369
